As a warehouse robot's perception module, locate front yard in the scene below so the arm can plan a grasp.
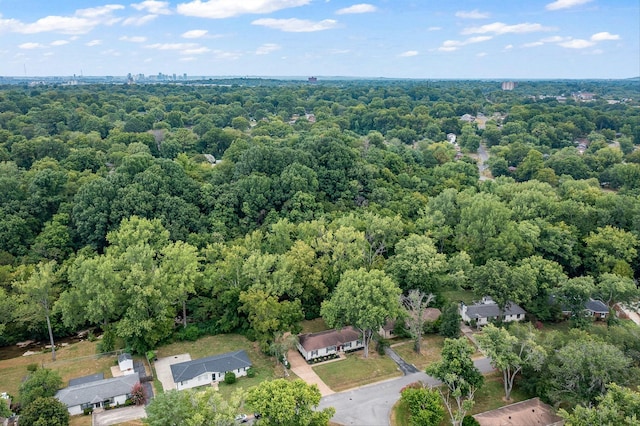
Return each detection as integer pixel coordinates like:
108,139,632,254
312,347,402,392
391,335,445,371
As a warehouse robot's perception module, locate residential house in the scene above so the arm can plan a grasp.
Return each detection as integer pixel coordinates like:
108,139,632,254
55,374,138,416
460,297,526,326
585,299,609,319
379,308,442,339
118,353,135,376
170,350,252,391
297,326,364,361
473,397,563,426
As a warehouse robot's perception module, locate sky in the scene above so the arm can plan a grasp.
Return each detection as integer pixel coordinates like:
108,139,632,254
0,0,638,79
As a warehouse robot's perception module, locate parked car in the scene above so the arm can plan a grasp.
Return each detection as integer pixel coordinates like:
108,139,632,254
235,414,248,423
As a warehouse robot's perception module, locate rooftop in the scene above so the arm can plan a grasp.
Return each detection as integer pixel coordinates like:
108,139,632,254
298,326,361,352
56,374,138,407
68,373,104,387
170,350,251,383
465,299,526,319
473,397,564,426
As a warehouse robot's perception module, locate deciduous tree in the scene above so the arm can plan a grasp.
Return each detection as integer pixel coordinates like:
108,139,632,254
402,289,435,353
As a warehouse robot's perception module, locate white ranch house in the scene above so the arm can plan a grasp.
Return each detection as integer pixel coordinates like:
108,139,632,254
55,374,138,416
460,297,526,326
297,326,364,361
170,350,252,391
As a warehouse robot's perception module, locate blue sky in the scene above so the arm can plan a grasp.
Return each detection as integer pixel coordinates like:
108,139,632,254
1,0,638,78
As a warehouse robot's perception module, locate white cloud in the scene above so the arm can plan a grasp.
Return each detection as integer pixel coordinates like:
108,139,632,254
328,48,350,54
122,14,158,25
256,43,281,54
399,50,418,57
504,44,513,50
180,56,196,61
336,3,377,15
455,9,490,19
120,35,147,42
522,41,544,48
50,40,69,46
101,49,122,56
462,22,554,35
252,18,338,32
558,38,594,48
476,52,487,57
145,42,198,50
541,36,568,43
591,31,620,41
7,5,124,35
177,0,310,19
545,0,592,11
427,26,441,31
131,1,172,14
86,39,102,46
438,35,492,51
212,49,242,60
182,29,208,38
19,42,45,49
183,47,210,55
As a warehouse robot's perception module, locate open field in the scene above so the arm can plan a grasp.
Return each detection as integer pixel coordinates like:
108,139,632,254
0,340,117,401
300,318,329,334
313,348,402,392
442,289,477,305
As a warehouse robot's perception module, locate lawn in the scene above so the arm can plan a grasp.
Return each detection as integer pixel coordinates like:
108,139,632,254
312,348,402,392
155,333,283,401
0,340,117,402
442,289,477,305
391,335,445,370
299,318,329,334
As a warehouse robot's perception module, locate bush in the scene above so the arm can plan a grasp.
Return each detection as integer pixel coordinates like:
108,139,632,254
423,317,441,334
462,414,481,426
439,303,461,338
97,327,116,353
177,325,202,341
146,350,156,363
246,367,256,378
87,330,97,342
376,338,390,355
224,371,236,384
83,407,93,415
26,363,39,372
130,382,146,406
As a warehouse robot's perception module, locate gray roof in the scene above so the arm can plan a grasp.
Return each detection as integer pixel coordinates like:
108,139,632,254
170,350,251,383
118,353,132,363
585,298,608,314
56,374,138,407
465,301,526,320
68,373,104,387
298,326,361,352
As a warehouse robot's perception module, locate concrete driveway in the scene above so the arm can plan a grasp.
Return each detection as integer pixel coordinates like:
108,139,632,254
154,353,191,392
93,406,146,426
287,348,334,396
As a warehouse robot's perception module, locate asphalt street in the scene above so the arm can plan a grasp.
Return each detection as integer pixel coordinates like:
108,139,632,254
318,357,494,426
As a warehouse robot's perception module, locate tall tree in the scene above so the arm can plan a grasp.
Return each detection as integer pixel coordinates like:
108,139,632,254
558,384,640,426
321,268,401,358
476,324,545,400
595,273,639,307
19,368,63,408
19,396,69,426
426,338,483,426
145,388,244,426
246,379,335,426
387,234,447,294
13,261,59,361
402,289,435,353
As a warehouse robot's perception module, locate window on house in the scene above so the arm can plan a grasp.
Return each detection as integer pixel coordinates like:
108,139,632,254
311,350,318,356
328,346,336,352
344,342,351,348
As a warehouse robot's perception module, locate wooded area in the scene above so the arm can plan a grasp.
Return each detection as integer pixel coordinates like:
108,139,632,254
1,79,639,417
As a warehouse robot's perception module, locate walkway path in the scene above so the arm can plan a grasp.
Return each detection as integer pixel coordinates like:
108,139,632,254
384,346,419,375
287,348,334,396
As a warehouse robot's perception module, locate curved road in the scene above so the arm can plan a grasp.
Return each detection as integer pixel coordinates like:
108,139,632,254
318,357,494,426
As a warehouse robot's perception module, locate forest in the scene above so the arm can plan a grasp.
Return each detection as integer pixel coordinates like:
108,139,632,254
1,79,640,416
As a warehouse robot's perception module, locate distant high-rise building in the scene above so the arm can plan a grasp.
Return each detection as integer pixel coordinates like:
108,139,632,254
183,73,187,80
502,81,515,91
308,76,318,83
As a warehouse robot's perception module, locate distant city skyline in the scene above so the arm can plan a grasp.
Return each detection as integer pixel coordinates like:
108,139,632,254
1,0,639,79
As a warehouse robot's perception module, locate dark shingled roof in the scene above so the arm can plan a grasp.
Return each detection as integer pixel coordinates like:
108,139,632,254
298,326,361,352
170,350,251,383
68,373,104,387
473,397,563,426
585,298,608,314
56,374,138,407
465,301,526,320
118,353,132,363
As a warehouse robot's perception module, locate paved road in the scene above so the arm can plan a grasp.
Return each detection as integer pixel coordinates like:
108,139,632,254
476,143,490,180
319,358,494,426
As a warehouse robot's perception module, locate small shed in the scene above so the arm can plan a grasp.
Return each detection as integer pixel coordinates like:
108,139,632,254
118,353,135,375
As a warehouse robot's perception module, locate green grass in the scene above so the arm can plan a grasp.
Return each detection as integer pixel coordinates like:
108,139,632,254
442,289,477,305
391,335,445,370
299,318,329,334
471,372,529,414
155,333,281,400
312,348,402,392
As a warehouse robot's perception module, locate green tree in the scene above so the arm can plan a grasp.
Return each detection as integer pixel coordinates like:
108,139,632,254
547,339,631,406
596,273,639,307
476,324,545,400
555,277,596,328
19,368,63,407
584,225,638,276
387,234,447,294
19,396,69,426
439,303,461,338
400,385,445,426
13,261,59,361
558,384,640,426
401,289,436,353
321,268,401,358
426,338,483,426
246,379,335,426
